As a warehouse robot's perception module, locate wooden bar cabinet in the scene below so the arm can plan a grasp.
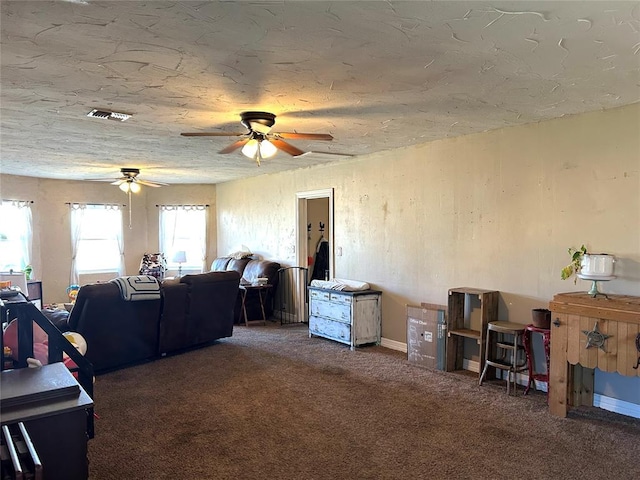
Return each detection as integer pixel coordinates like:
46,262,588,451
548,292,640,417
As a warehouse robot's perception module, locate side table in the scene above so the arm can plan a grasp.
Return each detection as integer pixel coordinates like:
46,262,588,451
522,324,551,401
239,284,272,326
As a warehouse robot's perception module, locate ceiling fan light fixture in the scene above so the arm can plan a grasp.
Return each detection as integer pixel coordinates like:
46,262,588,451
119,180,141,193
241,138,277,160
241,139,259,159
259,139,278,158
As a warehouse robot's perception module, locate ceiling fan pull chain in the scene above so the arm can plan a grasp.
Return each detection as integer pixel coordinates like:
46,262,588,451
128,190,133,229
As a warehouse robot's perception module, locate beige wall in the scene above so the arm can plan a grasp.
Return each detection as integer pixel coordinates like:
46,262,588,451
0,176,216,303
216,104,640,344
1,104,638,404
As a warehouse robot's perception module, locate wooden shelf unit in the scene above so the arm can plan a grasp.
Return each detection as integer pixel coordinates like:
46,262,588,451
445,287,499,377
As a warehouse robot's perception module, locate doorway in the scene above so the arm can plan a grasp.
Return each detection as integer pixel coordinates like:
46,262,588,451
296,188,334,278
276,189,333,324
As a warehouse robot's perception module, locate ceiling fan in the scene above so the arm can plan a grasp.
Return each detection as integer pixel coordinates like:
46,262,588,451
181,111,334,165
111,168,168,193
92,168,168,229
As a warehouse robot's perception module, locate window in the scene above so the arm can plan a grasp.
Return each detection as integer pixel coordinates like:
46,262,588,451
0,200,33,271
70,204,124,284
159,205,207,273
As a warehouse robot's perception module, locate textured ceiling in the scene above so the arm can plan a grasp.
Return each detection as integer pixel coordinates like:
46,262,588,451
1,1,639,185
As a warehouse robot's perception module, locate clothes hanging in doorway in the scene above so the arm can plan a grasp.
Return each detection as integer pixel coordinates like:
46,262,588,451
311,237,329,281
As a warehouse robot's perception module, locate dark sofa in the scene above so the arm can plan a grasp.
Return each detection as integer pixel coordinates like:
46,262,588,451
67,271,240,373
211,257,281,323
159,271,240,354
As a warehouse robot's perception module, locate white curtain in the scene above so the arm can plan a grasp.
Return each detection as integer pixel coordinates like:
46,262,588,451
115,207,126,277
69,204,87,286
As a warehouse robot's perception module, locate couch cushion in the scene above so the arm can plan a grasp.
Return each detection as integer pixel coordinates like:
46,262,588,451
211,257,231,271
179,271,241,345
242,260,281,285
225,257,252,275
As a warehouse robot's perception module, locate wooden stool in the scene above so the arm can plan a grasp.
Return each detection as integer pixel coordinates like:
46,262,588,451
522,324,551,401
479,321,528,395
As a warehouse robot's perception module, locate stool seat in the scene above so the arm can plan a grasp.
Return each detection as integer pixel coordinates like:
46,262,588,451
486,321,525,333
479,321,528,395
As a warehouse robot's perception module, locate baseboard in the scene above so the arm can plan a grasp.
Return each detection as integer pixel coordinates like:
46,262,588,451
594,394,640,419
462,358,480,373
380,337,407,353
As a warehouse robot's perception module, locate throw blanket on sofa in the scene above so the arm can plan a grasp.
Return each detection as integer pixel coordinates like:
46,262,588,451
111,275,161,301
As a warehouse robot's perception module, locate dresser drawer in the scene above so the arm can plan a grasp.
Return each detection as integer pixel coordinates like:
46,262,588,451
310,289,331,301
310,299,351,323
329,292,352,305
309,316,351,344
309,289,352,305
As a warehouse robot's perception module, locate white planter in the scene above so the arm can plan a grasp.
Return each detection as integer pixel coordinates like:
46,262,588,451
581,253,615,277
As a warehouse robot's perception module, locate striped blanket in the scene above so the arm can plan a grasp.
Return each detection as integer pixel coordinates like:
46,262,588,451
111,275,161,301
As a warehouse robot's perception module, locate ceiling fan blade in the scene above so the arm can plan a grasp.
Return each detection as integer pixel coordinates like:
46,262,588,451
295,151,355,158
136,179,169,187
181,132,246,137
111,179,126,186
219,138,250,154
275,132,333,141
270,138,305,157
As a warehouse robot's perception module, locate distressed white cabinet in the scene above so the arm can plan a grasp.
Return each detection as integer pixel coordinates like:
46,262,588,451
308,287,382,350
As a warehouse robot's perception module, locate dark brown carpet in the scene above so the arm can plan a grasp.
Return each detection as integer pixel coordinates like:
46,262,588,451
88,323,640,480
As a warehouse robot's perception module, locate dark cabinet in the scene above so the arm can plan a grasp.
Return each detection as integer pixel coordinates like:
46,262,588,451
1,363,93,480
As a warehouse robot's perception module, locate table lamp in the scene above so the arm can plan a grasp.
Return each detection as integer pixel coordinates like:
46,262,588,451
172,250,187,277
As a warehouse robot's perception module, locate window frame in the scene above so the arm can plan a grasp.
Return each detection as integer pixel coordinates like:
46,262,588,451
0,200,33,272
159,205,208,273
69,203,124,283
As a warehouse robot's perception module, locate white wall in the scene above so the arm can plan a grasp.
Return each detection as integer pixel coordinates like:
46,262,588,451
216,104,640,406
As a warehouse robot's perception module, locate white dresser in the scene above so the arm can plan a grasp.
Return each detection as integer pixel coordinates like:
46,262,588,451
308,287,382,350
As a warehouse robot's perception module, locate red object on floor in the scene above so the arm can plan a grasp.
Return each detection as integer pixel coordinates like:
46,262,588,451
523,323,551,402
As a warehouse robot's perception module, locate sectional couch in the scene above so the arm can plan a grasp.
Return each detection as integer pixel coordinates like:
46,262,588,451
66,271,240,373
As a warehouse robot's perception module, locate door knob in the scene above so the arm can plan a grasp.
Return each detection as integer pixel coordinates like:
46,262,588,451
553,318,561,327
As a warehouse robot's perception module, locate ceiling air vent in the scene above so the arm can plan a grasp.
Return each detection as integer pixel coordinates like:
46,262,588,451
87,109,131,122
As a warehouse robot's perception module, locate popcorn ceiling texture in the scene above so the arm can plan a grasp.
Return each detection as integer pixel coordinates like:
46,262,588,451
1,1,639,184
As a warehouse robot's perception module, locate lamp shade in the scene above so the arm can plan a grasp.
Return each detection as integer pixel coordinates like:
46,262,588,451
172,250,187,263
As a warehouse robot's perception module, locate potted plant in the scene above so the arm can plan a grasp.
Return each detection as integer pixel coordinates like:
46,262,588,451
561,244,587,284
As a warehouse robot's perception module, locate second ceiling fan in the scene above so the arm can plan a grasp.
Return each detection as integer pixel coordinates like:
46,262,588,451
181,111,333,165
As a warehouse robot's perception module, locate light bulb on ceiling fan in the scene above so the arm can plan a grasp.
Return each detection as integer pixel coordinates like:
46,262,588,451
241,138,277,161
119,180,141,193
259,139,277,158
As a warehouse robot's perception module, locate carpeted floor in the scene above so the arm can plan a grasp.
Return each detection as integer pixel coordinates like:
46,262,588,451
88,323,640,480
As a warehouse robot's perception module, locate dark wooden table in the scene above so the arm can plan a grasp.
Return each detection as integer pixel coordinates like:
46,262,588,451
239,284,272,326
